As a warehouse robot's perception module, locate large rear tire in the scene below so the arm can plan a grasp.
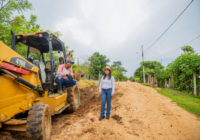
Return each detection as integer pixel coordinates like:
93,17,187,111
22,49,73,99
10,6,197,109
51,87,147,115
64,84,80,113
26,102,51,140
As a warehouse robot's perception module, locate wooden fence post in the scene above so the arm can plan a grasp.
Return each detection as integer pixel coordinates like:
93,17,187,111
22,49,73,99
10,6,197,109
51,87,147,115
146,77,148,83
169,78,172,88
165,81,167,88
193,73,197,96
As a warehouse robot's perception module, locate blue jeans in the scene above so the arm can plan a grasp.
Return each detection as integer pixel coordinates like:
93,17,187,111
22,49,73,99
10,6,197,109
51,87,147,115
55,75,77,90
100,89,112,117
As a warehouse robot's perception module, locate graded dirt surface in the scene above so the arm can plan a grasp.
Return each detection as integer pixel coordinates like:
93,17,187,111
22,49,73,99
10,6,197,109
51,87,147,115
1,82,200,140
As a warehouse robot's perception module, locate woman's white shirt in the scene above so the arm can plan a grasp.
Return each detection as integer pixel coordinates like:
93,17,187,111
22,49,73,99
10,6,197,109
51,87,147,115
99,76,115,94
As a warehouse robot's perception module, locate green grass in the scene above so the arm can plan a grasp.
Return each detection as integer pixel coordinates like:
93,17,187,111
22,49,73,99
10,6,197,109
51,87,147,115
155,88,200,117
139,83,200,117
140,83,149,86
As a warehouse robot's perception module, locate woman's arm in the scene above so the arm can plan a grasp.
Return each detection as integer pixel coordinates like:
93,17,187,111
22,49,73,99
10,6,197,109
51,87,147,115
111,76,115,94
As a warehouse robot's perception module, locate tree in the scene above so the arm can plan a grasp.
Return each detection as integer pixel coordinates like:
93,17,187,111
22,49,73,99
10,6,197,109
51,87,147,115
111,61,127,81
129,76,133,82
111,61,127,74
168,54,200,92
181,45,195,55
0,14,40,46
0,0,33,24
122,75,128,81
78,55,90,77
46,30,62,38
154,67,168,87
134,66,147,82
88,52,110,79
141,61,164,77
134,61,164,83
0,0,38,57
0,14,42,58
0,0,71,69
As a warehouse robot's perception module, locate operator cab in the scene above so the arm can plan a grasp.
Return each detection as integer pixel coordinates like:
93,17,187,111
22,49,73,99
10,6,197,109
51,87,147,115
12,31,67,91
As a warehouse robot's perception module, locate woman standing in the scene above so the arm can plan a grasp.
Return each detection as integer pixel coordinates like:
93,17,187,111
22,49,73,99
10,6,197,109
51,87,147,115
98,66,115,120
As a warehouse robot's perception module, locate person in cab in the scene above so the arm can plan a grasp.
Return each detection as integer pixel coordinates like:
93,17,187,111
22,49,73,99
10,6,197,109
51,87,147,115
55,60,77,94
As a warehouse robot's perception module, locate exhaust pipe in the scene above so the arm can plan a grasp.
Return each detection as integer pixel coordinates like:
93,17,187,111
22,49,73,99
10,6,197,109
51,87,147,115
11,30,15,51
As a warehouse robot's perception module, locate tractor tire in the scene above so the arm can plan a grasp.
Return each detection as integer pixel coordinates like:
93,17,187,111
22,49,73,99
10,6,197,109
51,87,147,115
26,102,51,140
64,84,80,113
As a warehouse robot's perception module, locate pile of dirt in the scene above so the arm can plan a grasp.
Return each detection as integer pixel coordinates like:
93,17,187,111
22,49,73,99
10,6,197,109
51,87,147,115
83,128,96,133
75,85,101,117
111,114,122,121
79,85,99,94
0,131,26,140
75,85,124,118
77,79,98,89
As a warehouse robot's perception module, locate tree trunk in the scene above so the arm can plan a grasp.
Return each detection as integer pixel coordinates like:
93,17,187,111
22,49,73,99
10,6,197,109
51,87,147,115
193,73,196,96
169,78,172,88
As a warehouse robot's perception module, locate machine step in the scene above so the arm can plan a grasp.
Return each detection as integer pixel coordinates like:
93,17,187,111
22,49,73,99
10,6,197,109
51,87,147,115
54,103,70,114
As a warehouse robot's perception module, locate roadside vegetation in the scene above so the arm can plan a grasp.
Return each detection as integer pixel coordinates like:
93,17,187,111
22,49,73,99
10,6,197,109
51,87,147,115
78,53,129,81
156,88,200,117
135,46,200,117
134,46,200,95
140,82,200,117
140,83,149,86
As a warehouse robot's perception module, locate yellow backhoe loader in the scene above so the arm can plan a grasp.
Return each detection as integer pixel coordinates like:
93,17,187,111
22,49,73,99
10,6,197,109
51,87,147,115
0,31,80,140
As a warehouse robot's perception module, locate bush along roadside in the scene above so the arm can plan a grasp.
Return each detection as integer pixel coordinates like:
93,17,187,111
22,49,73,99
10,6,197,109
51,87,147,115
134,46,200,96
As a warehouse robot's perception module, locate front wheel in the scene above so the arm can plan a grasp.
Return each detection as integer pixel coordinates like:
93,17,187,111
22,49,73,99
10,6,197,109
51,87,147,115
64,84,80,113
26,102,51,140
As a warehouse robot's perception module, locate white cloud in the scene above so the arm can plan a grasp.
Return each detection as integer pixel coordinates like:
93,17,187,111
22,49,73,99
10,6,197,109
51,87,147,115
51,0,199,76
79,0,149,48
55,17,94,46
55,0,151,50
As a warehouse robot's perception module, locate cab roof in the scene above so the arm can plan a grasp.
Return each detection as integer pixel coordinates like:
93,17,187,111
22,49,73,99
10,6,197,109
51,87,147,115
15,31,64,53
16,31,58,38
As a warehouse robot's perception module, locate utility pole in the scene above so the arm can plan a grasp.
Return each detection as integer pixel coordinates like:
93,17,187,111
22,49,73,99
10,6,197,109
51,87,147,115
142,45,145,83
199,70,200,96
193,73,196,96
161,59,162,65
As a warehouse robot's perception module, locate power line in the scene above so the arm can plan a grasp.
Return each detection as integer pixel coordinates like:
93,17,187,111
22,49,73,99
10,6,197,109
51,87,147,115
126,56,142,69
144,0,194,53
146,35,200,59
122,56,141,66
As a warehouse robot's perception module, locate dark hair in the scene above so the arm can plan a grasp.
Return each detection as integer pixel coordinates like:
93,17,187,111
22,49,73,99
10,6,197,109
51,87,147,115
103,70,111,80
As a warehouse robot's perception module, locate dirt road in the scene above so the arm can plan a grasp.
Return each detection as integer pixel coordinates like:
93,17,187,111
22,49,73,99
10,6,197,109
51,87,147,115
1,82,200,140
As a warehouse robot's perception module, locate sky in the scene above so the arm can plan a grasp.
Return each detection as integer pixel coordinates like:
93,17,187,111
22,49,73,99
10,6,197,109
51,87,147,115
19,0,200,77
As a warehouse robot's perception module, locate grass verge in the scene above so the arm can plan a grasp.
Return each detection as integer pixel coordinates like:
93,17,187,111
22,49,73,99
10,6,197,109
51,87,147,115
154,88,200,117
140,83,149,86
139,83,200,117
